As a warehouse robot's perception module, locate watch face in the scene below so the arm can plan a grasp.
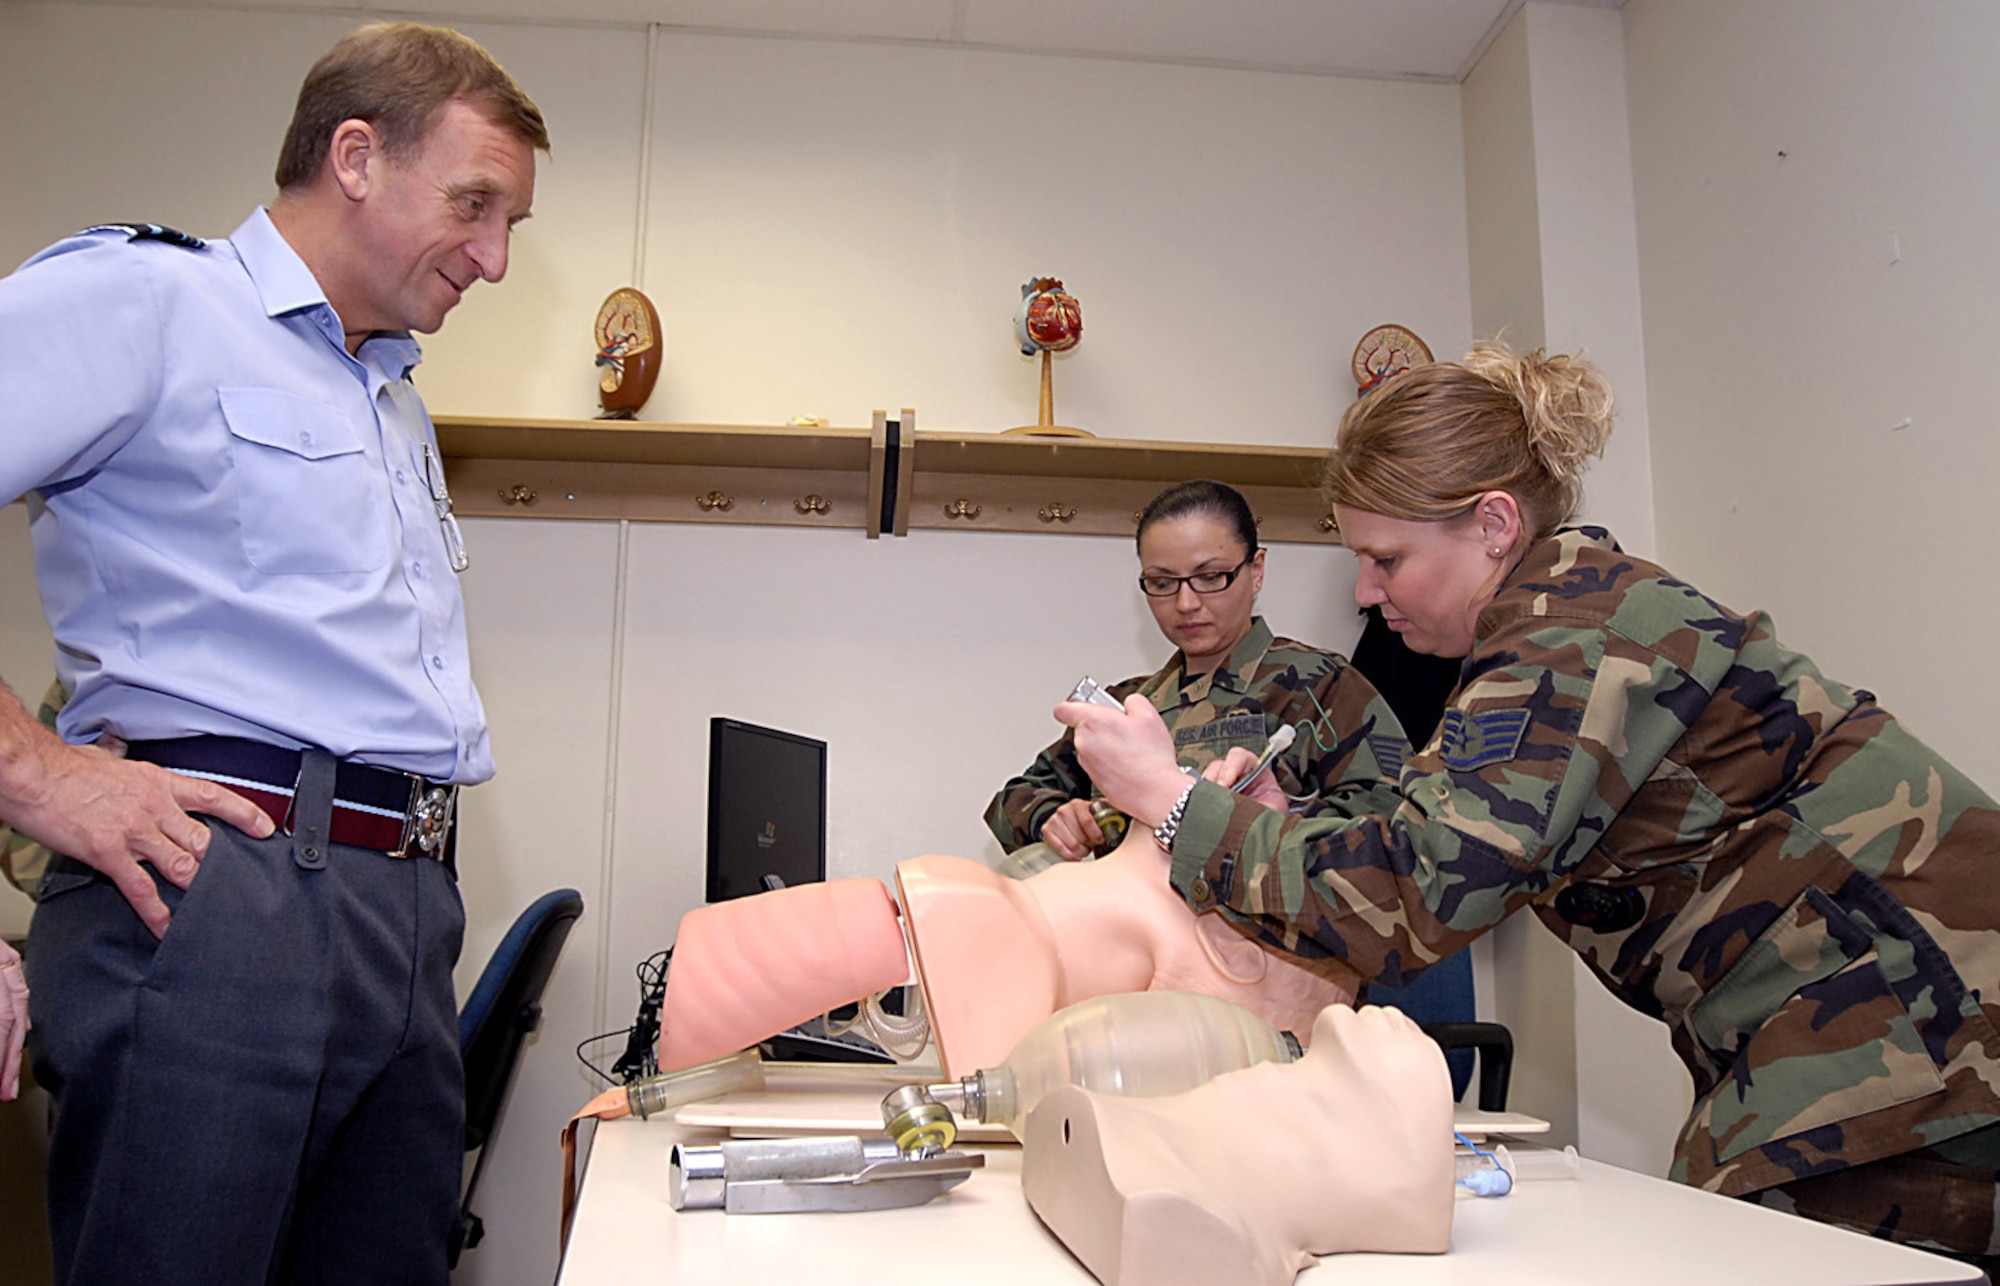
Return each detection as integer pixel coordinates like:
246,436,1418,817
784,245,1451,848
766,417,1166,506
1352,324,1433,395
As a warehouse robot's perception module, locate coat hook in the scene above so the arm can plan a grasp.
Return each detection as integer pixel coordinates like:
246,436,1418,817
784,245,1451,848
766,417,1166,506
944,499,982,521
499,484,538,505
1038,503,1076,524
795,494,831,515
696,491,734,512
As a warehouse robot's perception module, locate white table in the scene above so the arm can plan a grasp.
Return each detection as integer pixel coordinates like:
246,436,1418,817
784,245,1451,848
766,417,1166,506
557,1069,1987,1286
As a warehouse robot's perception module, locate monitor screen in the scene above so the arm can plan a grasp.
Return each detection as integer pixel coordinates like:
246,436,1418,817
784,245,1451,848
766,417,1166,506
705,718,828,903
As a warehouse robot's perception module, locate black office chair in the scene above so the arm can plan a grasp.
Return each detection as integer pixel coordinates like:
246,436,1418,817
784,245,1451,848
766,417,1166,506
451,887,585,1269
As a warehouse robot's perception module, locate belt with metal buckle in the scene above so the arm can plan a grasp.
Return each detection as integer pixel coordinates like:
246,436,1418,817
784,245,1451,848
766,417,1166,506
125,735,458,859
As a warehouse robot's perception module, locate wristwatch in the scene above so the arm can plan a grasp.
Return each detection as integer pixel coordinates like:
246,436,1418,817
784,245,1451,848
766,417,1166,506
1153,776,1199,851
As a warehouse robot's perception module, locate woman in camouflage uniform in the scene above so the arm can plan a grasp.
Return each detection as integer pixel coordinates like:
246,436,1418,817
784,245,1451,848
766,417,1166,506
985,479,1405,866
1061,347,2000,1264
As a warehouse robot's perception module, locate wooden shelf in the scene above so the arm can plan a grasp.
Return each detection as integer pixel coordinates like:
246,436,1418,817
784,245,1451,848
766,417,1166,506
433,413,1338,544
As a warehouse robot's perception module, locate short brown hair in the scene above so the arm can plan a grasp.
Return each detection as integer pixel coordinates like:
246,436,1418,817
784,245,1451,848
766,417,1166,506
275,22,550,190
1322,345,1614,542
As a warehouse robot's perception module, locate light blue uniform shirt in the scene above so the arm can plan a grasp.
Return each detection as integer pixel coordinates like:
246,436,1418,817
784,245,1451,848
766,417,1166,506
0,210,493,784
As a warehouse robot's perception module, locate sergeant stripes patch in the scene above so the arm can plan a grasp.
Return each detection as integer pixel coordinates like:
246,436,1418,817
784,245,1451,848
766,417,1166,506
1368,734,1407,779
1438,708,1531,771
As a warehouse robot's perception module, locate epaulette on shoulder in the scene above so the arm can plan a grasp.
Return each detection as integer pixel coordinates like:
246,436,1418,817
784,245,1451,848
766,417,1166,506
76,222,206,249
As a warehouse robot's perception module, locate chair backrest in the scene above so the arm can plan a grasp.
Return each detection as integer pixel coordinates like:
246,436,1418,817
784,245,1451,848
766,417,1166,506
460,888,585,1152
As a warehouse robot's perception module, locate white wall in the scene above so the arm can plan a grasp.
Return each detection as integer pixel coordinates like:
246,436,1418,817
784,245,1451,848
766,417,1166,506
1624,0,2000,792
0,6,1470,1284
1459,3,1687,1176
1460,10,1580,1154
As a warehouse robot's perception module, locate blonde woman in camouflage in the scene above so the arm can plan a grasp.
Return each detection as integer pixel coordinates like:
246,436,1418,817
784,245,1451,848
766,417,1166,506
985,479,1406,866
1058,345,2000,1267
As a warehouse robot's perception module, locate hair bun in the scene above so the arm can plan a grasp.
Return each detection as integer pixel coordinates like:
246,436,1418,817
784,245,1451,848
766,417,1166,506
1463,344,1614,486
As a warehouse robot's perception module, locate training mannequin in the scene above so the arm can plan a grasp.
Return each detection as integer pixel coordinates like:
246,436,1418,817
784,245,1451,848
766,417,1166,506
898,837,1357,1075
657,877,910,1072
1020,1004,1455,1286
656,829,1358,1076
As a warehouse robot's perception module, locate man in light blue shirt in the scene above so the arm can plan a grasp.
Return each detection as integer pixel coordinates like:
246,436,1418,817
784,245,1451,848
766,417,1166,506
0,23,548,1285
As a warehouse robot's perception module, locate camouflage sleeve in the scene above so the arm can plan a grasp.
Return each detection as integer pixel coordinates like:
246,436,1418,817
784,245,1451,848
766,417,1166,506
1168,615,1713,984
1,678,66,898
983,727,1095,852
984,675,1150,852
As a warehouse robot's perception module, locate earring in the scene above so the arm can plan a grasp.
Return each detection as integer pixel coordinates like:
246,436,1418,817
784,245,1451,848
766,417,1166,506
1490,547,1504,558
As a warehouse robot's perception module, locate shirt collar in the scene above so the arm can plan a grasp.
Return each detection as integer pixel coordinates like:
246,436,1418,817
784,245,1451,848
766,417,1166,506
1480,526,1624,635
1513,526,1622,583
232,207,328,319
230,207,423,380
1164,616,1274,706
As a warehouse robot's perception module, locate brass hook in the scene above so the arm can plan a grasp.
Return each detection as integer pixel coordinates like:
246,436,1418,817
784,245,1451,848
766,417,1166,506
696,491,734,512
1038,503,1076,524
944,498,982,521
1317,515,1337,534
499,484,538,506
795,494,831,516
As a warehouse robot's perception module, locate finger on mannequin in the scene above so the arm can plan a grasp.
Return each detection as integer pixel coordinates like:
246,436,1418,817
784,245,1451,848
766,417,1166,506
1242,775,1288,813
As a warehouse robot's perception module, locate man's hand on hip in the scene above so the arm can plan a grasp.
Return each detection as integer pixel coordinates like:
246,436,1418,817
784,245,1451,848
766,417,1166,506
0,691,274,938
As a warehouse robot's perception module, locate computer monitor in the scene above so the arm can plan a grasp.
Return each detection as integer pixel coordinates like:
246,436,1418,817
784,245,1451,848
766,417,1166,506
705,718,828,903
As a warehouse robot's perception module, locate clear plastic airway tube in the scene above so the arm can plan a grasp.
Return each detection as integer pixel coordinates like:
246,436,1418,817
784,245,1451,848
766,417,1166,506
857,988,931,1060
1494,1143,1580,1181
626,1048,766,1119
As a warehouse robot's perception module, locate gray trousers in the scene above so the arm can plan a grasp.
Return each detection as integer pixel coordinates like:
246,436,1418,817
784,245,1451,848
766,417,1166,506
25,749,465,1286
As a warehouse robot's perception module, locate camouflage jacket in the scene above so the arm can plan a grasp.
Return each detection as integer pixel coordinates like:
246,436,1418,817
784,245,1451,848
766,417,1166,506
1,677,65,897
1170,529,2000,1196
984,617,1409,852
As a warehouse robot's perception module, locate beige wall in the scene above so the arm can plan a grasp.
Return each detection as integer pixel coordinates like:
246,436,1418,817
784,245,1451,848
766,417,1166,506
1460,7,1582,1156
17,0,1993,1272
1462,2,1689,1179
1625,0,2000,791
0,6,1469,1283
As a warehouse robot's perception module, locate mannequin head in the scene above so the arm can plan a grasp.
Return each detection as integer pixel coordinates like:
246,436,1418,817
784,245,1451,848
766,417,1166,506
1020,1003,1455,1286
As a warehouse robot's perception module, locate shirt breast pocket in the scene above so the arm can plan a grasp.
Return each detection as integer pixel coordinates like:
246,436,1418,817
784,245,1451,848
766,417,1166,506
220,387,389,574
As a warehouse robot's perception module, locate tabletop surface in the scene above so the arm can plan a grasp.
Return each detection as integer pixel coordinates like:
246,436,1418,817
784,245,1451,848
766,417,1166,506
558,1067,1988,1286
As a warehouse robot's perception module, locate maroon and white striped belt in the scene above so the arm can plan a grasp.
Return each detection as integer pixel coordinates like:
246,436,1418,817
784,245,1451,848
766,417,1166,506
125,736,457,859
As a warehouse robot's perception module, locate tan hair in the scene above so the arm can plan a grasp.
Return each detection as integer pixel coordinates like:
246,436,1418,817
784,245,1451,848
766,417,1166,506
1322,344,1614,540
275,22,550,191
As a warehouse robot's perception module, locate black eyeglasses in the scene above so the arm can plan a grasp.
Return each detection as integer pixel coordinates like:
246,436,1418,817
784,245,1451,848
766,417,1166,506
1138,553,1255,598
